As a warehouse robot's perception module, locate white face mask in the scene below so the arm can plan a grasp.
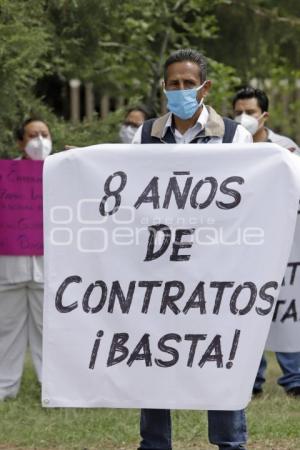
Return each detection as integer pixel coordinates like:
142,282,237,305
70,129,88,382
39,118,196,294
25,135,52,160
234,112,262,135
119,124,139,143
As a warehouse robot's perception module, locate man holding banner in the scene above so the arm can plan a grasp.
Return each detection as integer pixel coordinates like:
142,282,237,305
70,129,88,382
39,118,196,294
42,50,300,450
0,118,52,400
133,49,252,450
232,87,300,398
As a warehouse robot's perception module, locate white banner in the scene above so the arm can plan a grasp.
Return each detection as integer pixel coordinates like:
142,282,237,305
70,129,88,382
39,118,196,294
42,143,300,410
266,204,300,352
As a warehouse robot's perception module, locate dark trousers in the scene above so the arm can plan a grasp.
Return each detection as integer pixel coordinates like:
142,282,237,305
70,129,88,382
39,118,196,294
138,408,247,450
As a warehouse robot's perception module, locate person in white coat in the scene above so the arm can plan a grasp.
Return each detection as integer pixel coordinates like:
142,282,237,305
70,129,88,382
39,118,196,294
0,118,52,400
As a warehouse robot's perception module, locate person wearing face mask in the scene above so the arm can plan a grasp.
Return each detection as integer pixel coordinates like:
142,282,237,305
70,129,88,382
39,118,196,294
133,49,252,450
0,118,52,400
233,86,299,153
232,87,300,398
119,106,149,143
132,51,252,148
17,118,53,160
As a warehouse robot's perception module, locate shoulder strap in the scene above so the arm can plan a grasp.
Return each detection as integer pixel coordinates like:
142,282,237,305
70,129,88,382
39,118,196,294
141,119,156,143
222,117,238,143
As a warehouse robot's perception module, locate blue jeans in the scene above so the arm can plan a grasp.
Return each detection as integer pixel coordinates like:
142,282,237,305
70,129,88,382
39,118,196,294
138,409,247,450
254,352,300,392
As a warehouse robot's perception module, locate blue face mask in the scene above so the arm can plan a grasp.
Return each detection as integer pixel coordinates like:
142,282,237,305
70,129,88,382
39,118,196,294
164,82,206,120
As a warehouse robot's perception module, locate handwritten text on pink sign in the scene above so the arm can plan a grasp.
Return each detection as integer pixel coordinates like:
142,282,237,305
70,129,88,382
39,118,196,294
0,160,43,255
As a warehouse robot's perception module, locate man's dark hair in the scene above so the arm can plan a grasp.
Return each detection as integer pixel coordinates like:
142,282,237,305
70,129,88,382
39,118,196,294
232,86,269,112
15,117,49,141
125,105,150,121
164,49,207,83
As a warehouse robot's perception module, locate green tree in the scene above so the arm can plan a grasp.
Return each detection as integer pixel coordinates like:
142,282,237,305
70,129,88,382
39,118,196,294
0,0,54,154
202,0,300,139
46,0,238,112
204,0,300,80
2,0,300,155
0,0,240,155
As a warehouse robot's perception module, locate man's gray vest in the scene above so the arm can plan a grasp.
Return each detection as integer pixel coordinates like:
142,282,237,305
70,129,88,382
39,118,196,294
141,106,238,144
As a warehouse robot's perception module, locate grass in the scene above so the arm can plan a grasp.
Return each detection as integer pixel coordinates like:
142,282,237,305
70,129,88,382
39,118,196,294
0,352,300,449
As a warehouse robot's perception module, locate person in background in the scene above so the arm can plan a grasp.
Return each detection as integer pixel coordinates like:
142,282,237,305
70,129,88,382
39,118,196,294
232,86,300,397
233,86,299,153
119,106,149,143
16,118,52,160
0,118,52,400
133,48,252,450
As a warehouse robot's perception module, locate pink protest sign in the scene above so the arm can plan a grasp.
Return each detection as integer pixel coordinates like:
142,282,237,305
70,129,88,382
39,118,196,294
0,159,44,255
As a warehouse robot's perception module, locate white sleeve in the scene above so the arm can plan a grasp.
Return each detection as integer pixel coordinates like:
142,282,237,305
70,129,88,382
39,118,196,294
131,125,143,144
276,136,299,153
232,124,253,143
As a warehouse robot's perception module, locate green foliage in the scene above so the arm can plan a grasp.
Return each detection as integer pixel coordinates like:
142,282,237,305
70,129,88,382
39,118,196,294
208,0,300,79
255,67,300,141
201,0,300,141
0,0,238,157
0,0,53,153
1,0,300,156
51,110,124,153
92,0,230,109
45,0,229,107
207,59,241,114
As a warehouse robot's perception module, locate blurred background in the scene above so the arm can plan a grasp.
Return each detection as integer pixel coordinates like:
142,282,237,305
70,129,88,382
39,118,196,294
1,0,299,156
